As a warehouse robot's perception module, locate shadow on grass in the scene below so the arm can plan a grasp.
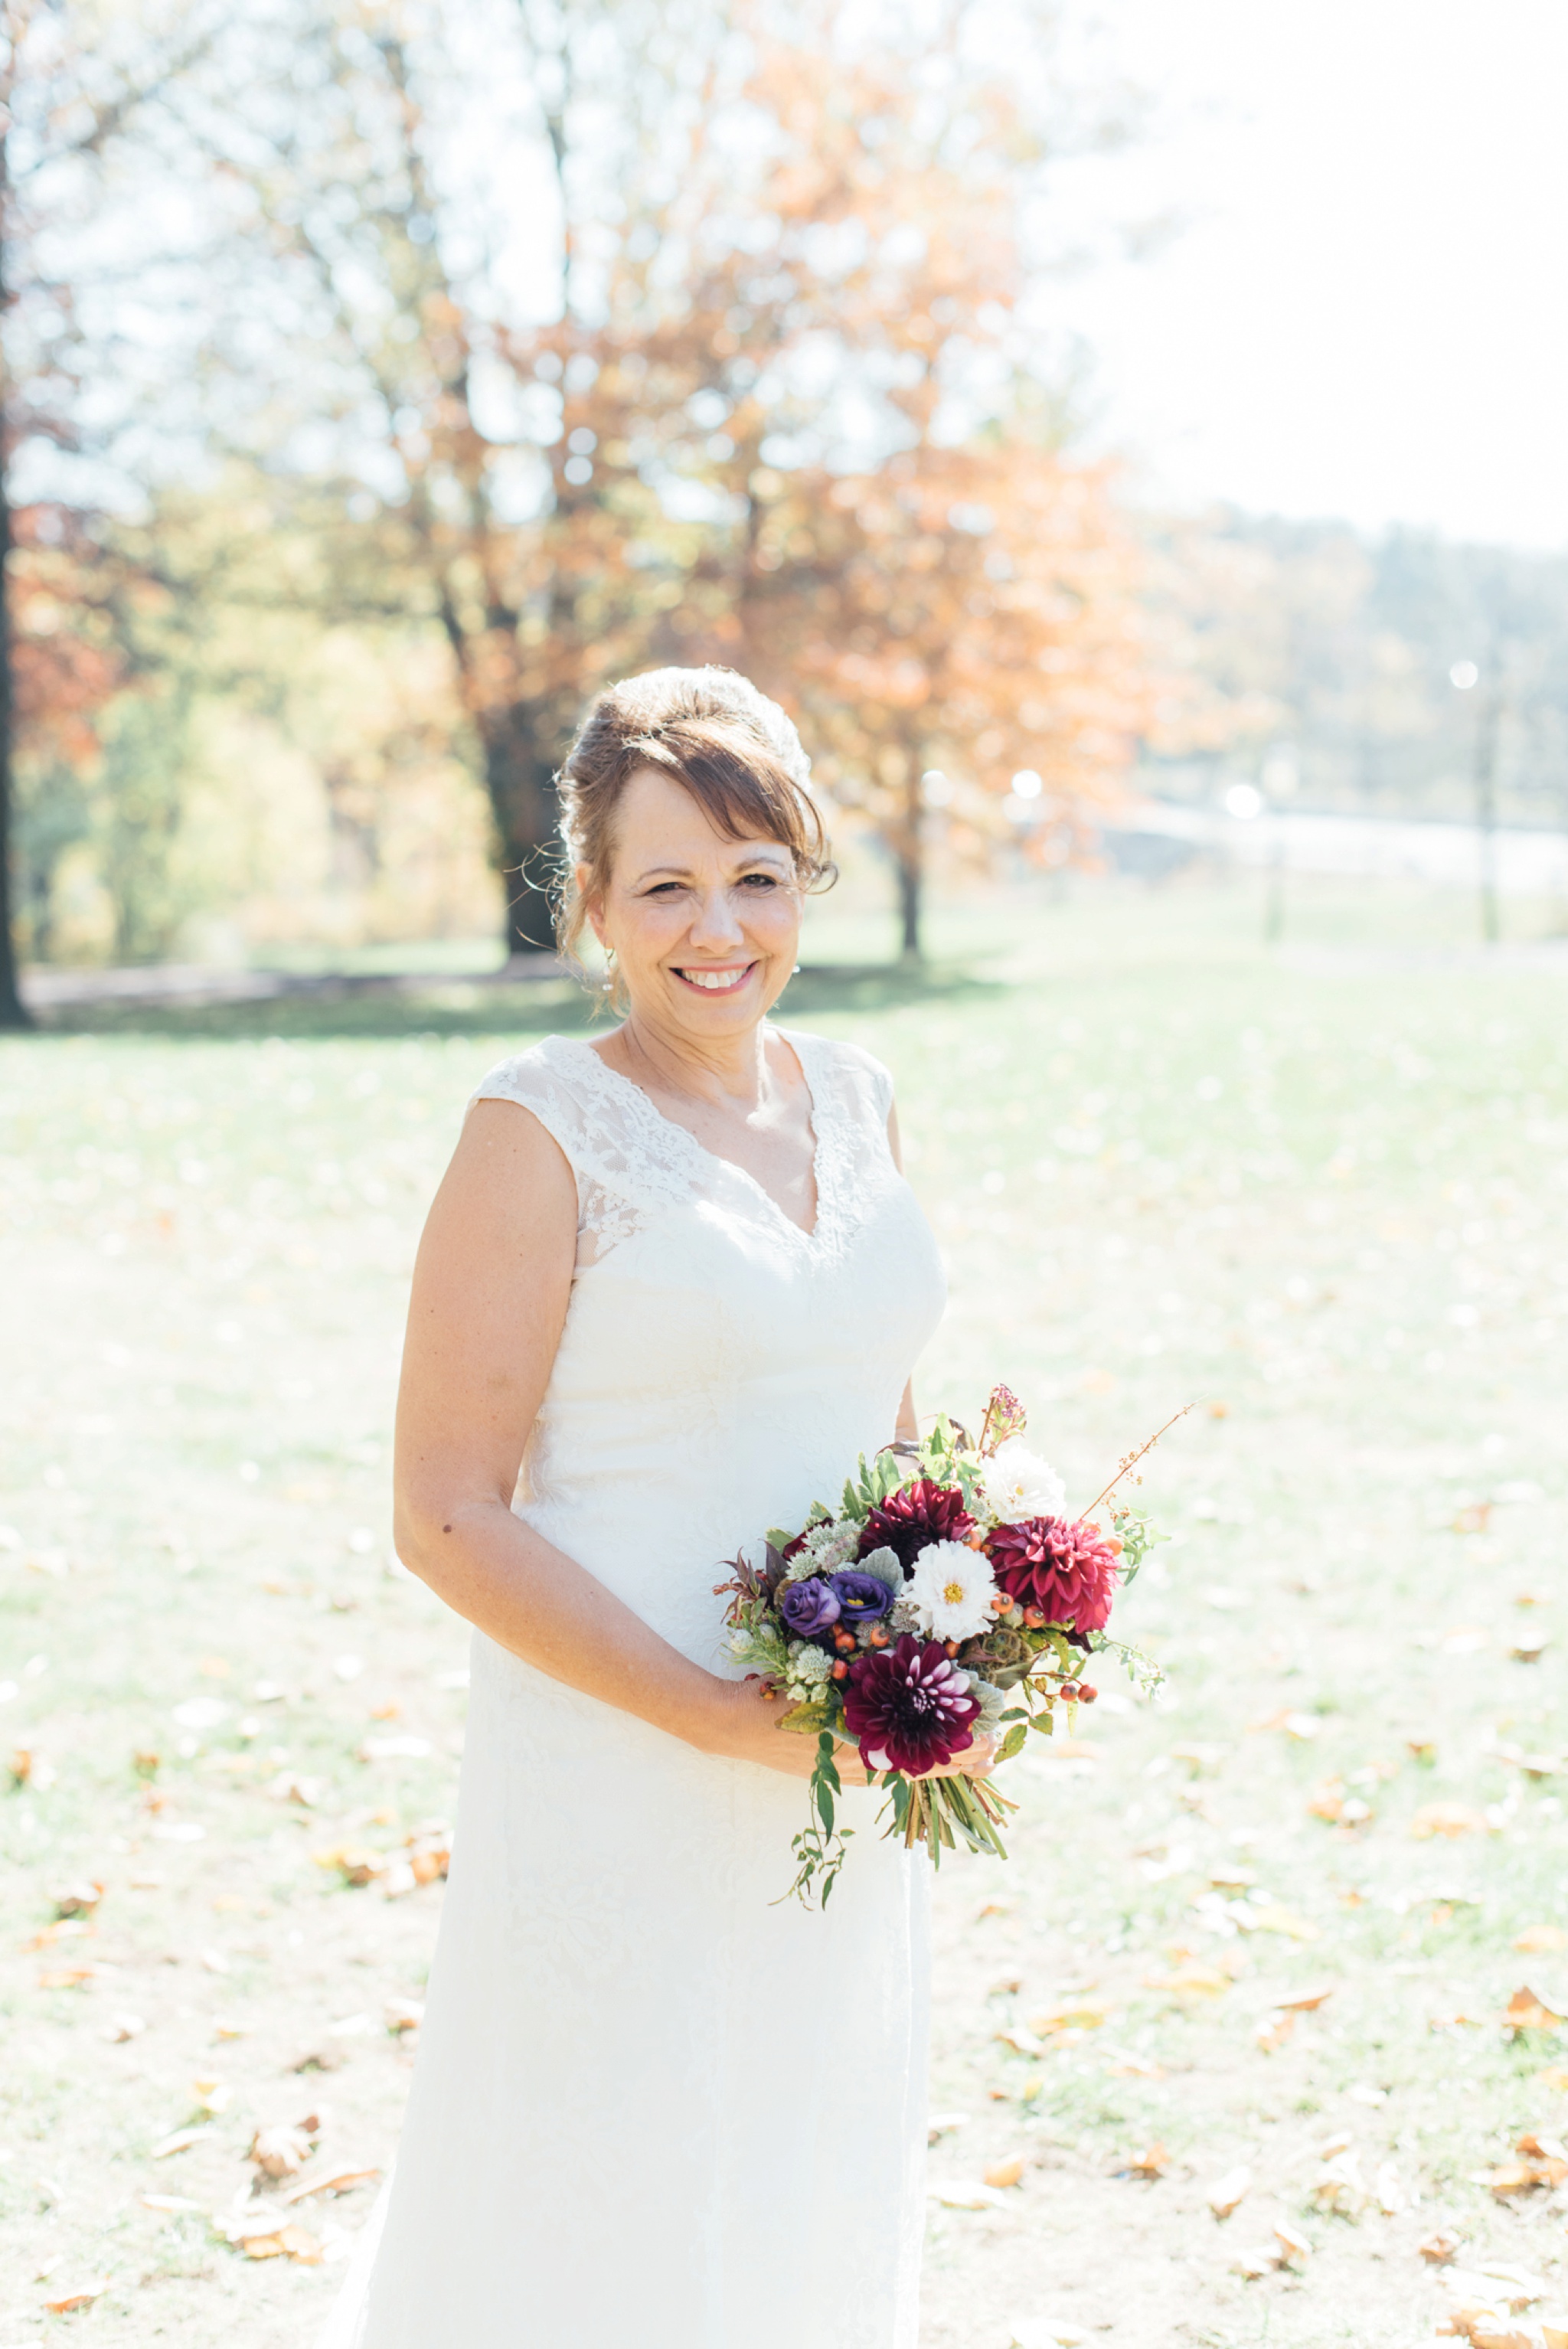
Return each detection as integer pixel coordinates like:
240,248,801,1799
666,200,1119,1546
27,959,1012,1043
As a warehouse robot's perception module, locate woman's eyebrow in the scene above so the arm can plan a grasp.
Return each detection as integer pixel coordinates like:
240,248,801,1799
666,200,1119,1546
632,848,791,882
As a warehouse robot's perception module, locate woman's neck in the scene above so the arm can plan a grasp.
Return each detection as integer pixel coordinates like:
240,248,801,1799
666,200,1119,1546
612,1009,773,1110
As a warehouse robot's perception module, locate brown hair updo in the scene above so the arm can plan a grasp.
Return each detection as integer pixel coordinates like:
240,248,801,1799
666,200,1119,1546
554,666,833,998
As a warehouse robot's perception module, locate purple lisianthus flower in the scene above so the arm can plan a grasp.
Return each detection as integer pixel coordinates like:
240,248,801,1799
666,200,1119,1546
779,1576,841,1638
828,1570,893,1624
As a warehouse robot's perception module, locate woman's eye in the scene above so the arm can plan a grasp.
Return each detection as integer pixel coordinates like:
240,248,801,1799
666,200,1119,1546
740,872,780,890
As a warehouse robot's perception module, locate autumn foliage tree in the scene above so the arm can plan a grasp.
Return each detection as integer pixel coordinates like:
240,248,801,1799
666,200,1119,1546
197,0,1147,959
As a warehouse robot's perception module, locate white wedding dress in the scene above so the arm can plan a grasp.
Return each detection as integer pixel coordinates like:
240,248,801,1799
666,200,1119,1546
319,1026,946,2349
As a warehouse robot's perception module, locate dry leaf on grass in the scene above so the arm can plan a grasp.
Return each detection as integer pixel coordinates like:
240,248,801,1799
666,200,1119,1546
43,2279,109,2313
152,2125,216,2159
1537,2066,1568,2093
1412,1803,1492,1839
249,2123,318,2181
1422,2231,1462,2264
1207,2165,1252,2218
1504,1988,1566,2035
1027,1999,1110,2035
1246,1906,1320,1941
1517,1927,1568,1954
927,2114,967,2144
103,2012,145,2042
1255,2011,1295,2053
51,1880,103,1919
1142,1963,1230,1999
1117,2144,1169,2178
140,2193,204,2213
38,1963,98,1988
384,1998,424,2034
279,2166,380,2205
1275,1981,1336,2011
984,2157,1027,2189
1273,2220,1312,2266
234,2222,322,2264
926,2179,1011,2210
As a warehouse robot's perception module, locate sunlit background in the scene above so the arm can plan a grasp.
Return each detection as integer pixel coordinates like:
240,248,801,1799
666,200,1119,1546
4,6,1568,2347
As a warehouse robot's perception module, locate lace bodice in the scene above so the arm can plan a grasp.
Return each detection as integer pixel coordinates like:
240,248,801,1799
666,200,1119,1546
472,1026,896,1269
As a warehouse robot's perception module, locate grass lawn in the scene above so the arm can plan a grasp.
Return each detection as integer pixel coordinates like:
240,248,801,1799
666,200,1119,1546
3,876,1566,2347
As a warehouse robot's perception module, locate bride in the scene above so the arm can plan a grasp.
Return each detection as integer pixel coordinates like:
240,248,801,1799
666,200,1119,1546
321,665,993,2347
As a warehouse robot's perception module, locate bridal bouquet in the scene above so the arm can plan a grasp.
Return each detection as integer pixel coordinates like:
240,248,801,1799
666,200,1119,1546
719,1387,1177,1906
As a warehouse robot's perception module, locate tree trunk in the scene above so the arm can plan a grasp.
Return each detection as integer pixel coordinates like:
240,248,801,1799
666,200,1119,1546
0,132,30,1029
891,756,923,962
479,701,564,960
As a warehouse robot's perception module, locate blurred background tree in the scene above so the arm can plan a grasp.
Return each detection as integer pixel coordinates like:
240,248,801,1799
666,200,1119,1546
6,0,1562,1004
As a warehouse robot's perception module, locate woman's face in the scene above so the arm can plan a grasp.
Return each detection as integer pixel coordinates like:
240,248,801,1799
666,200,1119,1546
582,764,804,1042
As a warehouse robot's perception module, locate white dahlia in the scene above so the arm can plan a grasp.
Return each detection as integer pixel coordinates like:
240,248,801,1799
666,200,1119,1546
906,1540,998,1642
980,1438,1067,1524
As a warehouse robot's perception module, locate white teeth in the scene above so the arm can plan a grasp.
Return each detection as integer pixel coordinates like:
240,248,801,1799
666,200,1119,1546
679,968,749,990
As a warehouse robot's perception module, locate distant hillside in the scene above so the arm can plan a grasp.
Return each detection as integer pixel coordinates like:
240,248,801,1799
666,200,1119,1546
1142,510,1568,829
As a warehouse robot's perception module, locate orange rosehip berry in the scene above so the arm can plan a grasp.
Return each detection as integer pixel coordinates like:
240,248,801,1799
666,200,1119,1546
831,1659,849,1680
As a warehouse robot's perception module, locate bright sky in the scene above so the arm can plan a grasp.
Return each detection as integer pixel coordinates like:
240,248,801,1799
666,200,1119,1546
1060,0,1568,547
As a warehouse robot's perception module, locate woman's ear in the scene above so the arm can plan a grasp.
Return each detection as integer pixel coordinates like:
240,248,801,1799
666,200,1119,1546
577,864,608,949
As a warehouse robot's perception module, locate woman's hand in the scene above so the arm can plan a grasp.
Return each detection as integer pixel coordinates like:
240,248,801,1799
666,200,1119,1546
701,1679,998,1787
698,1677,875,1782
913,1730,1001,1784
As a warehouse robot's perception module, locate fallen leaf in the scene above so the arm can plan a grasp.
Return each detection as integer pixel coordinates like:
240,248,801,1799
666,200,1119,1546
1207,2165,1252,2218
1470,2163,1550,2198
1517,1927,1568,1953
151,2125,215,2158
1374,2159,1408,2214
103,2012,146,2042
1119,2143,1169,2178
1276,1982,1336,2011
994,2027,1046,2057
1517,2131,1568,2162
1421,2230,1462,2263
926,2178,1010,2210
1028,1999,1109,2035
139,2193,204,2213
43,2279,109,2314
1537,2066,1568,2093
1246,1906,1320,1940
1411,1803,1492,1839
1255,2011,1295,2053
51,1880,103,1919
1309,2150,1370,2212
1143,1963,1230,1998
984,2156,1027,2189
1511,1635,1550,1663
1273,2219,1312,2265
279,2165,380,2204
249,2124,315,2180
384,1997,424,2034
1308,1778,1347,1822
236,2222,322,2263
1230,2246,1273,2279
38,1963,98,1988
927,2113,967,2143
1406,1734,1438,1765
1504,1987,1566,2035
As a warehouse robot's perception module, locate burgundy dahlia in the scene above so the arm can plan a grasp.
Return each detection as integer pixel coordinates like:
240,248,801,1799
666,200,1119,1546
858,1478,976,1576
986,1514,1119,1635
841,1634,980,1776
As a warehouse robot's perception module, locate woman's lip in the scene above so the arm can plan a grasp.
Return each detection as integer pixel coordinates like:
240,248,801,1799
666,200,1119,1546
671,962,757,994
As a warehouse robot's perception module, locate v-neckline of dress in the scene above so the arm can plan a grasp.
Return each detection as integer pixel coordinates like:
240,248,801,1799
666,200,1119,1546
561,1027,827,1243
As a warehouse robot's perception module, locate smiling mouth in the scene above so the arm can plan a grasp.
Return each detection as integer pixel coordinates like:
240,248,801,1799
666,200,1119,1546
673,963,756,995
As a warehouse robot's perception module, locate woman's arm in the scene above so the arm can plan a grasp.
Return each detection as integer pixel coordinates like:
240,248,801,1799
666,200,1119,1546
394,1098,818,1780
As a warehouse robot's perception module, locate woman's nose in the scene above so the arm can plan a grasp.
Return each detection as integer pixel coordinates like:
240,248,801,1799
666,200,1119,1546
685,887,746,948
